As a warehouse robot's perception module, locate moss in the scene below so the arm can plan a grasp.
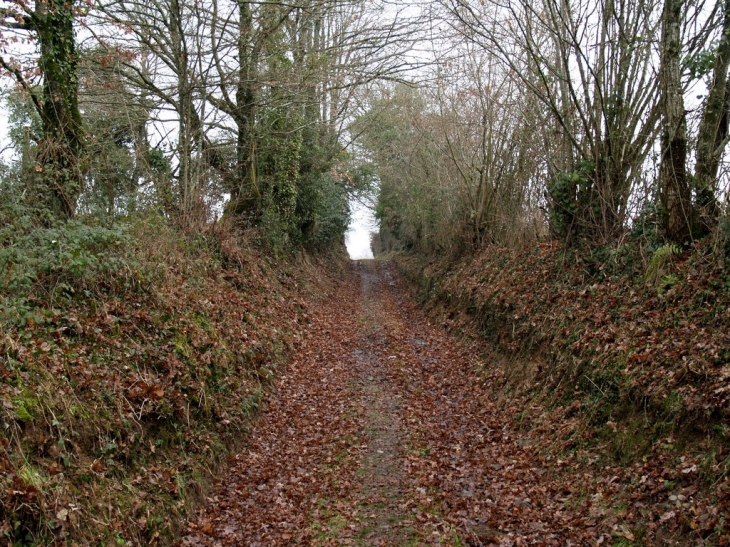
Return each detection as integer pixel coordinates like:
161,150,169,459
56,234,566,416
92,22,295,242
174,332,192,359
14,390,41,422
14,404,35,422
192,313,213,331
660,390,684,419
18,462,46,489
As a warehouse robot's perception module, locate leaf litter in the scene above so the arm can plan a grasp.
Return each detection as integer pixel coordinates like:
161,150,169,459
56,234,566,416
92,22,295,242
179,260,653,546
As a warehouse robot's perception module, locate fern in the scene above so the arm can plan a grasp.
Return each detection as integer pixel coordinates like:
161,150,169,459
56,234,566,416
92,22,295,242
645,243,681,285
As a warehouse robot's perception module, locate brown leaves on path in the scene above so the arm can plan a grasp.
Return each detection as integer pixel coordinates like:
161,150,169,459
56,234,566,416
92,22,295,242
180,261,601,546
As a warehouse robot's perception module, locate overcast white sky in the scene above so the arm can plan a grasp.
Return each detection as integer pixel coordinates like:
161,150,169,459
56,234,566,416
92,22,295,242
0,106,11,162
345,198,376,260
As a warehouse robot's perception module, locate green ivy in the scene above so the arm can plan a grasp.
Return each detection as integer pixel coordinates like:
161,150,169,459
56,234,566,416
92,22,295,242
0,203,141,325
683,45,718,81
547,160,595,241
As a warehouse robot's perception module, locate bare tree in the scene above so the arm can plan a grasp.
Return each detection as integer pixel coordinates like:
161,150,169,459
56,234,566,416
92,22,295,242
432,44,543,247
441,0,664,241
93,0,218,218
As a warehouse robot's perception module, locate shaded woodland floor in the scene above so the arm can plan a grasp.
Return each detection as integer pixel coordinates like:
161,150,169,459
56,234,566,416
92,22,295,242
179,261,616,546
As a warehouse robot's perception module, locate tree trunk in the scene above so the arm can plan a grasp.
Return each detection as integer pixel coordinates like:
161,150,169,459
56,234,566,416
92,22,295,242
34,0,86,219
226,0,259,218
659,0,692,243
694,0,730,232
169,0,197,217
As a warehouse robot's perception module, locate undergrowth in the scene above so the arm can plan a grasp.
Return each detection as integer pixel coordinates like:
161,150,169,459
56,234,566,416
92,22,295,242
0,208,341,545
394,234,730,544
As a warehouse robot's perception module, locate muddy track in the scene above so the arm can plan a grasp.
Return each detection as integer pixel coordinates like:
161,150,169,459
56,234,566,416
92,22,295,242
179,261,595,546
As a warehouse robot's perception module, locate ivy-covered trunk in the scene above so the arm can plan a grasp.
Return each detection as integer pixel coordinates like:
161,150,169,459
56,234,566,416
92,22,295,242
34,0,86,219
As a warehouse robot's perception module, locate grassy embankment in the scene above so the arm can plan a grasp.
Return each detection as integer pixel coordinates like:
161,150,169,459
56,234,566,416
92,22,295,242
395,239,730,543
0,213,346,546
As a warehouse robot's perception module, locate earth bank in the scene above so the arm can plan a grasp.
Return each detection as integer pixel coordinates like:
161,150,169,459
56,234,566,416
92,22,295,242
0,217,347,545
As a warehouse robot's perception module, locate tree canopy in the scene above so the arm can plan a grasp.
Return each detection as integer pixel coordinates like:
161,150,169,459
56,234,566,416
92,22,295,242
1,0,730,249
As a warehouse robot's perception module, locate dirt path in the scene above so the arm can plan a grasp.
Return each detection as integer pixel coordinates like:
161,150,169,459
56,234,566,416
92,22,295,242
179,261,595,546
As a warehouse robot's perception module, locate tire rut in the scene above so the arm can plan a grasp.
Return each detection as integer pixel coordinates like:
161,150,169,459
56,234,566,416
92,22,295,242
345,262,415,546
